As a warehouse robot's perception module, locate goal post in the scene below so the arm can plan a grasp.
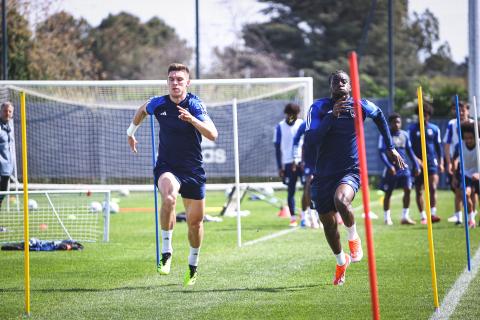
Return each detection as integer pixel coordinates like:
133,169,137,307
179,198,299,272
0,77,313,188
0,189,111,244
0,77,313,247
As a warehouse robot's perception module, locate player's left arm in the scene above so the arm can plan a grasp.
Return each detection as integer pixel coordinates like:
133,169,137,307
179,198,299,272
406,134,420,175
434,126,444,172
362,99,406,169
177,103,218,141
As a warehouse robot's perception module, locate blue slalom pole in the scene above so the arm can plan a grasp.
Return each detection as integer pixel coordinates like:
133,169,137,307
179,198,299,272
150,115,160,268
455,94,471,271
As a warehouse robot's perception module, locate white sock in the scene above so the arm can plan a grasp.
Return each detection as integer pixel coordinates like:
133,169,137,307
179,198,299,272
384,210,391,221
188,247,200,266
455,211,462,219
335,250,346,266
161,230,173,254
301,210,306,220
402,208,410,219
421,211,427,220
345,223,358,241
431,207,437,216
470,212,476,221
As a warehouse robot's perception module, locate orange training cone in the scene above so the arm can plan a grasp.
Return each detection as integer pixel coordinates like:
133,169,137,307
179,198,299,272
277,205,291,218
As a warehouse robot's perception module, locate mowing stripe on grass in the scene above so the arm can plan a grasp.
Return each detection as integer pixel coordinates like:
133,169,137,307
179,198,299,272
242,227,299,247
430,245,480,320
242,194,397,247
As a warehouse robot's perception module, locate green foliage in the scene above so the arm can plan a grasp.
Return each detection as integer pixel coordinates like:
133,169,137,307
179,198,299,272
92,12,192,80
0,5,32,80
28,12,101,80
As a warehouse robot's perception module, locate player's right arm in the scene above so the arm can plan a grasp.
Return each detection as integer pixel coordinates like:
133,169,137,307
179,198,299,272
378,135,395,175
443,121,454,174
127,102,148,153
304,101,333,146
273,124,283,178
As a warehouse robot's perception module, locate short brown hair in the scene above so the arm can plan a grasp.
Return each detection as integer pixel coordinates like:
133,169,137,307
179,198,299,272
167,63,190,76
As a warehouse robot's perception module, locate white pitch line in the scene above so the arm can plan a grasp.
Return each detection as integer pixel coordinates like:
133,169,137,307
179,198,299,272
242,193,396,247
242,227,299,247
430,245,480,320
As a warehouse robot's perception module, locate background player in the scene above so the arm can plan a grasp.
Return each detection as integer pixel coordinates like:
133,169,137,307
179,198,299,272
408,101,443,224
293,121,320,229
274,103,304,227
127,63,218,286
378,113,420,225
305,70,405,285
451,122,479,228
444,101,473,224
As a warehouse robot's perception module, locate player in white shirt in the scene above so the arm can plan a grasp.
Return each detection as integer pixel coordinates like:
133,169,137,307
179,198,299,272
451,122,479,228
443,101,473,224
274,103,304,226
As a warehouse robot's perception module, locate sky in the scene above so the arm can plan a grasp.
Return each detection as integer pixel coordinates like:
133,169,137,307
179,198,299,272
56,0,469,67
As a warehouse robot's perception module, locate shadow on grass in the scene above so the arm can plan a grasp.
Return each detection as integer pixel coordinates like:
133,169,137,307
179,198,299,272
174,283,324,294
0,283,178,293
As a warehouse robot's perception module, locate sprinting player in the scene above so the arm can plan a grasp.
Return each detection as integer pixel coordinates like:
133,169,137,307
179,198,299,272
451,122,479,228
378,113,420,225
274,103,304,227
408,101,443,224
305,70,406,285
444,101,473,224
293,121,320,229
127,63,218,286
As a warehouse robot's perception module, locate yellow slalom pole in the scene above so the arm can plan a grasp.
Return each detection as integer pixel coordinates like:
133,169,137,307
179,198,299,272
20,92,31,316
417,87,439,309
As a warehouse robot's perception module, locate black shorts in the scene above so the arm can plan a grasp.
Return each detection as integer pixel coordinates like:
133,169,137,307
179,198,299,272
154,162,206,200
310,172,360,215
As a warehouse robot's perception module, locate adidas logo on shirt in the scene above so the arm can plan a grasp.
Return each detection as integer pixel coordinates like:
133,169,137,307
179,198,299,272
160,111,167,116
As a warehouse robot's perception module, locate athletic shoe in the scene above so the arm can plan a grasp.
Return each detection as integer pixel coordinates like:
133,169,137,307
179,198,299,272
289,218,298,227
468,220,476,229
362,212,379,219
421,218,427,225
384,217,393,226
401,217,416,225
333,254,351,286
183,265,198,287
431,215,441,223
348,237,363,263
448,214,459,223
157,252,172,275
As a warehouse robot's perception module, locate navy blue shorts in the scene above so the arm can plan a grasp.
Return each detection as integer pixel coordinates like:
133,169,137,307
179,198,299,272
380,169,412,192
310,172,360,215
154,162,206,200
414,167,439,187
453,172,480,194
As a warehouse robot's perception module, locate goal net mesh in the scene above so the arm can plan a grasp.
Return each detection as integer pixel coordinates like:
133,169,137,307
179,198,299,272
0,79,312,187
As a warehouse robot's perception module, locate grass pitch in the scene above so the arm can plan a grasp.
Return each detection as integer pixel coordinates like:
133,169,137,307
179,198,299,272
1,189,479,319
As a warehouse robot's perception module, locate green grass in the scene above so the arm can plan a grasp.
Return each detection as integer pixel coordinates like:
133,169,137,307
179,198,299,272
1,189,480,319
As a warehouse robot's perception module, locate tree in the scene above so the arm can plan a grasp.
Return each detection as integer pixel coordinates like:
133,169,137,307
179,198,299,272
212,0,463,114
0,3,32,79
28,11,101,80
91,12,192,80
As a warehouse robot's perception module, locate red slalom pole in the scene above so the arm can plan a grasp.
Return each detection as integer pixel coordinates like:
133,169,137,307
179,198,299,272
348,51,380,320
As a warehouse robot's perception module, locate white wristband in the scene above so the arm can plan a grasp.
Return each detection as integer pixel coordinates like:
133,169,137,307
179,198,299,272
127,122,139,137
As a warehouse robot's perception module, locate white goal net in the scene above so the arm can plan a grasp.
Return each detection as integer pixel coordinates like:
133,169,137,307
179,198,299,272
0,190,110,244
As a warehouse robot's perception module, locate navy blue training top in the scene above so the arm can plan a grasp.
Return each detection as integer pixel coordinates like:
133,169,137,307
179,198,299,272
146,93,210,173
305,97,393,178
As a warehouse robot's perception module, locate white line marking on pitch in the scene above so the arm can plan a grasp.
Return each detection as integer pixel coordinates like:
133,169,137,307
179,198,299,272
242,227,299,247
242,193,395,247
430,245,480,320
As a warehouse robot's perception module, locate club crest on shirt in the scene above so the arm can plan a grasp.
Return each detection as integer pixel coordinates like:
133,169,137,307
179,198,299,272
337,106,355,119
